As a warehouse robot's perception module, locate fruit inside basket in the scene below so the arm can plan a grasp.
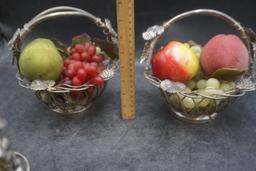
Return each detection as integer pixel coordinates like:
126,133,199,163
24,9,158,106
16,33,118,114
141,9,256,123
8,7,119,114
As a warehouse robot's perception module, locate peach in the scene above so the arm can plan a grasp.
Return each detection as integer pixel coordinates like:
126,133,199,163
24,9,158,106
200,34,249,76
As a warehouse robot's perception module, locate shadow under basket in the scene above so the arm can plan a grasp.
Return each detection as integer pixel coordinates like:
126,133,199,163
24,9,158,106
8,6,119,114
141,9,256,124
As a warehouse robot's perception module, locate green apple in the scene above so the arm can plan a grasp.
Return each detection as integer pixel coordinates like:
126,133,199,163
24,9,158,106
19,38,63,81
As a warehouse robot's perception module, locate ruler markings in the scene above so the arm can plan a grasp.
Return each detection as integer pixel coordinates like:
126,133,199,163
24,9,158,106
116,0,136,119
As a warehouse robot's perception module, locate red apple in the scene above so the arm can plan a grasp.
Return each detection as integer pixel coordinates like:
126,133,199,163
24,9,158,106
151,41,200,83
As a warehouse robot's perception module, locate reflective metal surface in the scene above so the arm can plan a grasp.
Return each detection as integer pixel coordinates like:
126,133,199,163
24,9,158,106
8,6,119,114
141,9,256,123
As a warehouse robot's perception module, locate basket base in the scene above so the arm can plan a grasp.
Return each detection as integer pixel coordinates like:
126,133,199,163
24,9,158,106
50,103,92,115
170,109,218,124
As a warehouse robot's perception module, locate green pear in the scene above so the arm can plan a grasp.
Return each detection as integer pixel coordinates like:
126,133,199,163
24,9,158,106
19,38,63,81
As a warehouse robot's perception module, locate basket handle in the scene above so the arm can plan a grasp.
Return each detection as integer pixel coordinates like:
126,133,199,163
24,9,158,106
141,9,256,80
8,6,118,55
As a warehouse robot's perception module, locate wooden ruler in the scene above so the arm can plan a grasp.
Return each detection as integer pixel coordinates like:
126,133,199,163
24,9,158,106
116,0,135,120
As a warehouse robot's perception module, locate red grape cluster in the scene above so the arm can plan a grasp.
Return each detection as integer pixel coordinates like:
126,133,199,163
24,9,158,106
62,43,106,95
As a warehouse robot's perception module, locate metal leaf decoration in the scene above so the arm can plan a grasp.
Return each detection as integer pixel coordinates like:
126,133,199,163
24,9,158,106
142,25,165,41
16,73,55,91
104,19,118,43
71,33,92,46
30,80,56,91
160,79,186,93
93,38,118,60
100,68,115,80
236,76,256,91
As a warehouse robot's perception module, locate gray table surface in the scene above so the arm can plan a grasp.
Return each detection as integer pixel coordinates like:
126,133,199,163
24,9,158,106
0,40,256,171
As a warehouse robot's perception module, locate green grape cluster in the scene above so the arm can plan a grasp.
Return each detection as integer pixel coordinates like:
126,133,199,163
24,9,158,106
187,77,235,92
169,77,236,112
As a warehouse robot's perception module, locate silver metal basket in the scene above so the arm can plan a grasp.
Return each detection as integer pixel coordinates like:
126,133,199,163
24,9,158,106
0,118,30,171
8,6,119,114
141,9,256,123
0,136,30,171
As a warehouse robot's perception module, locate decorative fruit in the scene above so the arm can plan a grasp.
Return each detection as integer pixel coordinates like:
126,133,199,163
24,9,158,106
206,78,220,89
196,79,207,90
169,94,180,109
219,81,236,92
169,76,236,112
177,88,195,110
200,34,249,78
62,41,106,96
229,82,236,89
90,76,104,86
190,45,202,58
151,41,200,83
187,80,196,90
199,88,225,97
19,38,63,81
182,97,195,110
195,98,211,108
220,82,231,91
163,36,245,112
